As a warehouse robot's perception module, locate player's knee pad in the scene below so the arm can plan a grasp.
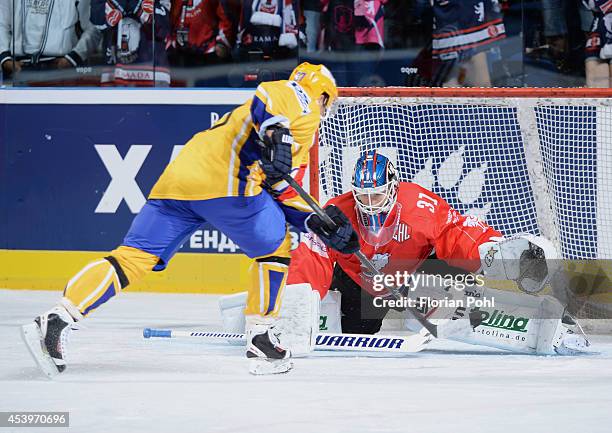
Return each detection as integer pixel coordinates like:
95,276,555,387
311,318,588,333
257,230,292,260
108,246,159,284
245,256,290,317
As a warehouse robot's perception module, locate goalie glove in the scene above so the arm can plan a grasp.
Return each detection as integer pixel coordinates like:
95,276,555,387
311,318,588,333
478,234,559,294
259,126,294,181
306,205,360,255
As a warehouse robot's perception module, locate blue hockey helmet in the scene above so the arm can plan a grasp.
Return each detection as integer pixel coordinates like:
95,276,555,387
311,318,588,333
351,151,399,215
351,151,400,247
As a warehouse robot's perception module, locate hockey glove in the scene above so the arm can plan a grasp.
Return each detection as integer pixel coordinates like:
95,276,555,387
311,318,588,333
306,205,360,255
260,127,293,181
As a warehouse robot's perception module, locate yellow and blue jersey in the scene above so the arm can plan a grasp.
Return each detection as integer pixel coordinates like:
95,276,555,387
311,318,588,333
148,79,321,228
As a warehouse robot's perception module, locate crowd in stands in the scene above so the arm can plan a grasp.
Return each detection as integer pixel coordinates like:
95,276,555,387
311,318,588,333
0,0,610,87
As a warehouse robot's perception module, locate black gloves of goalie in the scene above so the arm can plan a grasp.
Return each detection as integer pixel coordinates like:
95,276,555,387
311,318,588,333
306,205,360,255
260,126,294,181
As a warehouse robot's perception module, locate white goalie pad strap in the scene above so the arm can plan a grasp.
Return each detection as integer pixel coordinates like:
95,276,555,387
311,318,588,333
479,234,559,294
218,284,321,356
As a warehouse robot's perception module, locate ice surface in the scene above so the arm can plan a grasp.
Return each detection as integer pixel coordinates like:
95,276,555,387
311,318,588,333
1,289,611,433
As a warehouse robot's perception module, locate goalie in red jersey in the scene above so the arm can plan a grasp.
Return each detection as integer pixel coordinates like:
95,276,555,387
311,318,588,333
221,150,589,355
288,150,502,335
281,150,589,355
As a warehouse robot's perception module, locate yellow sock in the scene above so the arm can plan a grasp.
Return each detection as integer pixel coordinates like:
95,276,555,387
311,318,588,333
245,232,292,318
63,246,159,317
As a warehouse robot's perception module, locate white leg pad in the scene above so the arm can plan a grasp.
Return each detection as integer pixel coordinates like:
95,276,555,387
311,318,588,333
218,284,321,356
404,280,587,355
218,292,247,345
274,283,320,357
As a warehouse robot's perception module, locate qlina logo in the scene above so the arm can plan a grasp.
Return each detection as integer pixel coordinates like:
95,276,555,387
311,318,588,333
476,309,529,333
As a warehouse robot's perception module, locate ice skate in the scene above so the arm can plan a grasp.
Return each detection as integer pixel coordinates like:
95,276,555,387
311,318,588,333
21,305,77,378
246,320,293,375
553,311,591,355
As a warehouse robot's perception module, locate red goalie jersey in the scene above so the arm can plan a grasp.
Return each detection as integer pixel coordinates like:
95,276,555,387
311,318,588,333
287,182,502,298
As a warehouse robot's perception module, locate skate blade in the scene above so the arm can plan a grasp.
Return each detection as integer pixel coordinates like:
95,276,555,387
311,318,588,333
249,358,293,375
21,323,61,379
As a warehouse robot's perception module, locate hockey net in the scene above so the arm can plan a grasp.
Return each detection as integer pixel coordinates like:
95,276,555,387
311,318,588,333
314,88,612,333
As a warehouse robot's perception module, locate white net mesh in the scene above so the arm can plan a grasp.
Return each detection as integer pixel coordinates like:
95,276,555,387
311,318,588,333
318,95,612,325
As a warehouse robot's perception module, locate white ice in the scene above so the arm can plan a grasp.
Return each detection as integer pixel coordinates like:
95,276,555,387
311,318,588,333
1,289,612,433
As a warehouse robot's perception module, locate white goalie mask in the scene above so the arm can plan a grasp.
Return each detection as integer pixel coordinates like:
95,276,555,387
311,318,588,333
351,151,400,247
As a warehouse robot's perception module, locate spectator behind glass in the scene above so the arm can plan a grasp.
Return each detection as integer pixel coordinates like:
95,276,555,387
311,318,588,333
0,0,101,84
417,0,506,87
91,0,171,86
238,0,300,61
303,0,322,52
166,0,239,68
541,0,568,61
583,0,612,87
321,0,386,51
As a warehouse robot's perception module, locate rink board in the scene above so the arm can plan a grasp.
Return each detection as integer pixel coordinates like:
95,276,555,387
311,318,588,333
0,250,251,293
1,89,259,293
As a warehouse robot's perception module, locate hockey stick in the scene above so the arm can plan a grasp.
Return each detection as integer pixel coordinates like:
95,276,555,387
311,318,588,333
143,328,432,354
282,174,440,337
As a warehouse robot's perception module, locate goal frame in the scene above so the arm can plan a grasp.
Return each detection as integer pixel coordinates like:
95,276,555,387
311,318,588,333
309,87,612,200
310,86,612,331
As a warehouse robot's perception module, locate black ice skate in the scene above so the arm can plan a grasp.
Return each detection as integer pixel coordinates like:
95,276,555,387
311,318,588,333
21,305,77,378
246,322,293,375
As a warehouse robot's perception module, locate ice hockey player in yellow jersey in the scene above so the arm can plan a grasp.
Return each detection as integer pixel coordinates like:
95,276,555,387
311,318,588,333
21,63,360,376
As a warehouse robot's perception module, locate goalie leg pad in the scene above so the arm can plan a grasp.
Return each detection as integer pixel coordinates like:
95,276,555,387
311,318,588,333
404,279,589,355
219,292,248,345
273,283,321,356
220,283,321,356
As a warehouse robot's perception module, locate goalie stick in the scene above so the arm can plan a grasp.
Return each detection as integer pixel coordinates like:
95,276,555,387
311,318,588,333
282,174,441,338
143,328,433,354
